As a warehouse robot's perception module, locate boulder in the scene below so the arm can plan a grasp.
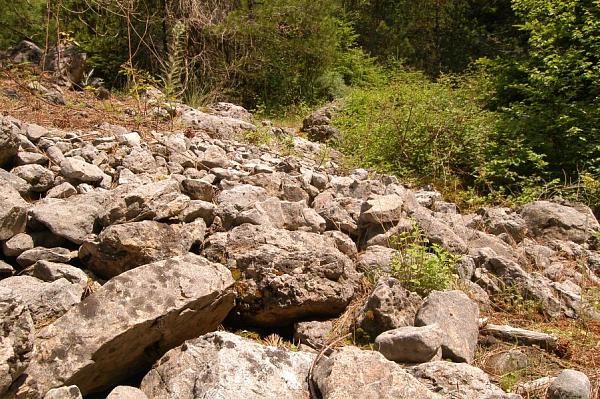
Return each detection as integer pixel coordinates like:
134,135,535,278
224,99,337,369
0,276,82,328
8,40,43,64
203,224,358,327
0,287,35,397
356,246,397,275
141,332,313,399
60,157,104,183
484,350,528,376
3,233,34,257
10,254,234,397
375,324,443,363
122,147,158,174
106,386,148,399
312,346,440,399
11,164,54,192
415,290,479,363
181,178,214,201
359,194,404,225
179,106,256,139
410,208,468,254
294,320,334,349
79,220,205,279
29,190,113,244
547,369,591,399
42,44,86,87
356,277,422,339
16,247,75,267
520,201,599,243
123,179,190,222
236,197,326,233
206,102,253,122
408,361,518,399
0,116,21,167
312,192,360,235
0,182,29,240
476,208,527,242
43,386,82,399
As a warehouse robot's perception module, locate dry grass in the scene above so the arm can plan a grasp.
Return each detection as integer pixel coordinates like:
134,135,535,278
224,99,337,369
0,64,181,138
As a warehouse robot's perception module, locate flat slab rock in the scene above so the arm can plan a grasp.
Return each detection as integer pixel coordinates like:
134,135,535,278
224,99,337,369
312,346,440,399
0,287,35,397
8,254,235,398
203,223,358,327
408,361,521,399
141,331,314,399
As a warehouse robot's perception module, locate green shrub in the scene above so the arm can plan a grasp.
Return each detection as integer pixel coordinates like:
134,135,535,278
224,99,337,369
389,225,457,296
332,69,496,189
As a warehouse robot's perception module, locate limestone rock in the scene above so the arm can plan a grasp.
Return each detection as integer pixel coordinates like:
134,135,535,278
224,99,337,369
0,181,29,241
106,386,148,399
43,386,82,399
356,277,422,339
359,194,404,225
16,247,75,267
60,157,104,183
408,361,516,399
312,346,440,399
375,324,443,363
0,276,82,328
415,290,479,363
203,224,357,327
30,190,113,244
2,233,34,257
123,179,190,222
11,254,234,397
547,369,591,399
0,117,21,167
294,320,334,349
11,164,54,192
0,287,35,397
27,261,88,286
141,331,313,399
521,201,599,243
79,220,205,279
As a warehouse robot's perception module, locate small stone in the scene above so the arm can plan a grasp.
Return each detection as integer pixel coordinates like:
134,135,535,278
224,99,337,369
106,386,148,399
16,247,75,267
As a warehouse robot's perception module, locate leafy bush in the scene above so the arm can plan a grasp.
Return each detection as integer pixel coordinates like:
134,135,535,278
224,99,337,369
332,69,496,189
389,225,457,296
483,0,600,192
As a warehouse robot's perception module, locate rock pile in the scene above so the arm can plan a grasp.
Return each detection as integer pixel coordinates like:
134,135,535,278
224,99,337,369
0,102,597,398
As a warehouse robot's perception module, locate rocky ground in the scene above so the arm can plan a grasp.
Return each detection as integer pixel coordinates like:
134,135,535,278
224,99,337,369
0,63,599,399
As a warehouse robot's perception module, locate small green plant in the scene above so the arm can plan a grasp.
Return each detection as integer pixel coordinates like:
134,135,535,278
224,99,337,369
389,225,458,296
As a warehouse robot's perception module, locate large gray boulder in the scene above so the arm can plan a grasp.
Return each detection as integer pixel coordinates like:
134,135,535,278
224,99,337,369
0,276,82,328
408,361,519,399
10,254,234,398
0,181,29,241
359,194,404,225
60,157,104,183
79,220,205,279
203,224,358,327
356,277,422,339
106,386,148,399
0,116,21,167
520,201,599,243
29,190,113,244
0,287,35,397
11,164,54,192
235,197,326,233
141,331,314,399
375,324,443,363
547,369,591,399
123,179,190,222
312,346,440,399
415,290,479,363
179,106,256,139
